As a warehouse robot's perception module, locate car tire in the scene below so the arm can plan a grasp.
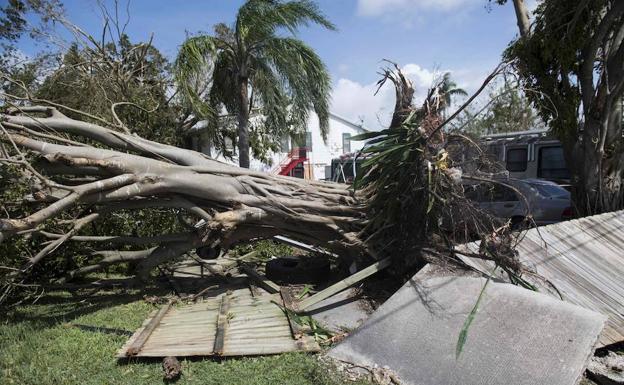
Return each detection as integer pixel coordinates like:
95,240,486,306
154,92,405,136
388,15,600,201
265,256,330,284
510,216,528,231
196,245,221,260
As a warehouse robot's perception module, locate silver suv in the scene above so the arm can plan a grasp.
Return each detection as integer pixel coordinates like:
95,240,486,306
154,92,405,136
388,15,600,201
463,178,573,227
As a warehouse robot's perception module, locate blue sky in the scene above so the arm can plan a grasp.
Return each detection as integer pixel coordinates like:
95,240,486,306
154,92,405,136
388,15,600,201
16,0,534,129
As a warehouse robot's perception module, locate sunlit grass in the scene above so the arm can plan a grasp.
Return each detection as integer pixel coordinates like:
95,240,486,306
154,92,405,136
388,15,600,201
0,287,368,385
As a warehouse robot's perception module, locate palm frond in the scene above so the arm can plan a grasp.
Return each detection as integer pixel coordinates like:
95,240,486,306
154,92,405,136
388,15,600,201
238,0,336,45
261,37,331,140
174,35,220,120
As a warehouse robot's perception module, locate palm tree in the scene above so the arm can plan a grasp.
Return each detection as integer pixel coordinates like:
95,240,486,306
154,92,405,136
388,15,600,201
175,0,335,168
439,72,467,114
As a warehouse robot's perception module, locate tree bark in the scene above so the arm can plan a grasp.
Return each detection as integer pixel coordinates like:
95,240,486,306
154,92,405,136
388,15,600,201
575,101,624,215
0,106,368,278
512,0,531,37
507,0,624,215
237,77,251,169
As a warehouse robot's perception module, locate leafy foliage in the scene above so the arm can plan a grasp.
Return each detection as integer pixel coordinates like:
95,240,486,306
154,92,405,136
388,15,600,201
500,0,624,214
353,68,505,268
34,37,182,145
0,13,190,284
450,79,543,136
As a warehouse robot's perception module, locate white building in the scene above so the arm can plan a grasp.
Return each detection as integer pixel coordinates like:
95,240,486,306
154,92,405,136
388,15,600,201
189,112,370,181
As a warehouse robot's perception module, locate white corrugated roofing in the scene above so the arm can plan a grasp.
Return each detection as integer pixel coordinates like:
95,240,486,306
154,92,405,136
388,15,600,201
457,210,624,347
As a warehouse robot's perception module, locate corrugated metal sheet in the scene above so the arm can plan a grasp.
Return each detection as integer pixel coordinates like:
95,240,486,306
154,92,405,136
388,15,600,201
118,288,320,358
457,210,624,347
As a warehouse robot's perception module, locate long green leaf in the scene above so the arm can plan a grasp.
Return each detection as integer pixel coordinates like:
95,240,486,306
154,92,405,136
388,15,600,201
456,275,491,359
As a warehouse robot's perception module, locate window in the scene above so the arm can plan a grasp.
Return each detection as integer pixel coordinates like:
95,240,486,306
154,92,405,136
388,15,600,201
342,133,351,154
506,148,528,172
324,165,332,180
538,146,570,179
305,131,312,152
478,183,518,202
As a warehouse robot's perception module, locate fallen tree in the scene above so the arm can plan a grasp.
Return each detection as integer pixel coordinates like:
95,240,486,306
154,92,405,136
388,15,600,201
0,65,518,302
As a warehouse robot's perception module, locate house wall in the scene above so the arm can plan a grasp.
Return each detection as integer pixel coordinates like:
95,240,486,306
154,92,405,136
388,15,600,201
304,113,367,180
195,113,368,181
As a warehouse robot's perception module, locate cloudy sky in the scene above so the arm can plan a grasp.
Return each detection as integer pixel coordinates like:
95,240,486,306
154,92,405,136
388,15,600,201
19,0,537,129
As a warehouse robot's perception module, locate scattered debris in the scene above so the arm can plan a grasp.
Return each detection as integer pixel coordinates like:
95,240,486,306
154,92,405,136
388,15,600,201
587,352,624,385
293,257,391,312
325,356,403,385
329,264,606,385
162,356,181,381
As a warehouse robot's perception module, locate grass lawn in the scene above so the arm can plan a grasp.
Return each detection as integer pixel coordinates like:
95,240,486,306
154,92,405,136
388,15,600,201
0,286,370,385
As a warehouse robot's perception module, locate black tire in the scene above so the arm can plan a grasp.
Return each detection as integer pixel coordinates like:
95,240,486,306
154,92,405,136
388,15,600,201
510,216,528,231
196,245,221,259
265,256,330,284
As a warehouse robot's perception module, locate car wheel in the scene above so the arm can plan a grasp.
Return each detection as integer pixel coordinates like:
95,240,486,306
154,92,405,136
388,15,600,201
196,245,221,259
510,216,528,231
265,256,330,284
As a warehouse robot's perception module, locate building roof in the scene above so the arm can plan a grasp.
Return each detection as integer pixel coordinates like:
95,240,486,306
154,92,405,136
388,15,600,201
457,210,624,347
328,112,371,133
189,112,372,134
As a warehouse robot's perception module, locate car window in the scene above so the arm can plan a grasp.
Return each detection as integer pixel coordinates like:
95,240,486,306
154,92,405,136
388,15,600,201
463,185,479,201
477,183,518,202
538,146,570,179
530,183,570,199
506,148,528,172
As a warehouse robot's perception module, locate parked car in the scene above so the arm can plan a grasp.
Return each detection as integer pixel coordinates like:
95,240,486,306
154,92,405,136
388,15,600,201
463,178,573,228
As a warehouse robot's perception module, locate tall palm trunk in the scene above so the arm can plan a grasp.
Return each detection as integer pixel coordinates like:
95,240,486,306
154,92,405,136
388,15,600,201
237,76,251,168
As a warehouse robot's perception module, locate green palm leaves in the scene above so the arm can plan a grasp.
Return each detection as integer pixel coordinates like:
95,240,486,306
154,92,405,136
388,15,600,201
175,0,335,165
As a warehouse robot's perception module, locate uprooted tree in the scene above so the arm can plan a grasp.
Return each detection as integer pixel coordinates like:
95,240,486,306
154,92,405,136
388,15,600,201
0,64,523,303
496,0,624,215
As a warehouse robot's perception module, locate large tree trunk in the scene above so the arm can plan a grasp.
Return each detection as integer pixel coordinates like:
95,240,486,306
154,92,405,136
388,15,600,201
0,67,520,297
0,106,368,280
237,77,251,169
507,0,624,215
574,99,624,215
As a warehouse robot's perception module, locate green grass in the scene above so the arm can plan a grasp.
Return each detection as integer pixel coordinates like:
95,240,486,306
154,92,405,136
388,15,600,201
0,287,368,385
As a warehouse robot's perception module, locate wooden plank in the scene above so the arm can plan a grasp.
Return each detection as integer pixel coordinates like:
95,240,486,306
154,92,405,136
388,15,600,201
297,257,392,311
126,301,173,356
117,309,157,358
280,287,306,339
239,264,281,294
212,293,230,355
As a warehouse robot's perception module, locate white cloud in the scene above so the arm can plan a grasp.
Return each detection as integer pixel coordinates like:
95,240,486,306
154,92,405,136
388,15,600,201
331,63,490,131
331,63,438,130
357,0,474,17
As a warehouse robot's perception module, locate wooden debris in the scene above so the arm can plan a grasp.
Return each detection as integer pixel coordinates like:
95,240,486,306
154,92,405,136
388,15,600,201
213,293,231,355
280,287,306,339
126,300,174,356
239,264,281,294
296,257,391,311
162,356,181,380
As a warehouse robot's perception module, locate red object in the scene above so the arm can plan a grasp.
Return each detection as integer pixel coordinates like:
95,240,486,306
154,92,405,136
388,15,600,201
273,147,308,176
561,206,574,220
